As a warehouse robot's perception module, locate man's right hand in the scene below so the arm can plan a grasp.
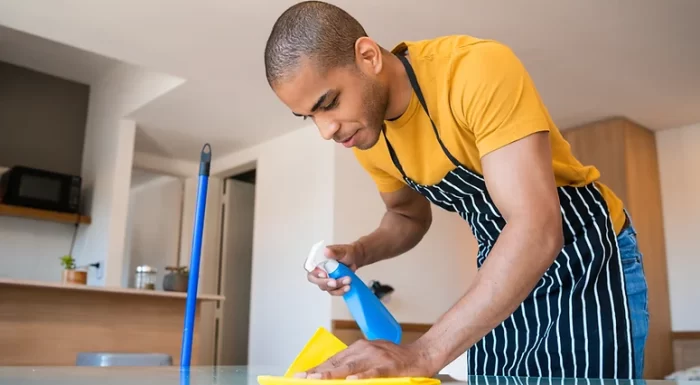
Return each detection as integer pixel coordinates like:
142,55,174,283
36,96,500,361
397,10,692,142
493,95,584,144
307,243,366,296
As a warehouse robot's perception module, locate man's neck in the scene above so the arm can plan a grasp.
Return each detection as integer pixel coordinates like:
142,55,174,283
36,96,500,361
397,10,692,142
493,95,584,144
383,51,413,121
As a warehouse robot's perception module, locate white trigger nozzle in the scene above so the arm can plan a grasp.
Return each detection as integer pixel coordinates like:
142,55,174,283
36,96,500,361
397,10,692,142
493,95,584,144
304,240,328,273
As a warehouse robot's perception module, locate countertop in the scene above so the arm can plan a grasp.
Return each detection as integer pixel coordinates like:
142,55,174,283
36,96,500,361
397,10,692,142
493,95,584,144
0,277,224,301
0,366,696,385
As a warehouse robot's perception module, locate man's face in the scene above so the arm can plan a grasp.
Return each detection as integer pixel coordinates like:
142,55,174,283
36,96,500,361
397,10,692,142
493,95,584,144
271,56,389,150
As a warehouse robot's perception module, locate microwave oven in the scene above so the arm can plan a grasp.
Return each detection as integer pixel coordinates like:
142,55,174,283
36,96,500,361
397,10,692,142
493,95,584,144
0,166,82,214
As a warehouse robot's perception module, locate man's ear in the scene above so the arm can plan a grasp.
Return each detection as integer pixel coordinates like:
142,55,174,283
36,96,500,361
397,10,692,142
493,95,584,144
354,37,383,75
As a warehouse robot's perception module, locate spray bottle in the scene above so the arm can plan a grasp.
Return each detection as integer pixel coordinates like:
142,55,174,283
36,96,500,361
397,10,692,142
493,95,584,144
305,240,402,344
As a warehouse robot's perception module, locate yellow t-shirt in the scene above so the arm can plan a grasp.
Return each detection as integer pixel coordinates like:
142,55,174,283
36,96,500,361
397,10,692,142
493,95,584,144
353,35,626,235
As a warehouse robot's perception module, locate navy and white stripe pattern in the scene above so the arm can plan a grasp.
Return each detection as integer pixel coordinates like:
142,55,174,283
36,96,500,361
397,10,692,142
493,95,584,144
384,54,635,379
470,374,626,385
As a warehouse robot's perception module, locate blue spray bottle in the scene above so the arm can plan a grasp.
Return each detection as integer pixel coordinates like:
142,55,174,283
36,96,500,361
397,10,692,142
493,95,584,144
305,241,402,344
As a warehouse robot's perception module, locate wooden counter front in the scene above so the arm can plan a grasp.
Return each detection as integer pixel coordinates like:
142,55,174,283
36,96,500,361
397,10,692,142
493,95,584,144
0,278,223,366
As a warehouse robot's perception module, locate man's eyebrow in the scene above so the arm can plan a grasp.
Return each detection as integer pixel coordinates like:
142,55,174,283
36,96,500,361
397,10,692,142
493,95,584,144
310,91,330,113
292,91,332,117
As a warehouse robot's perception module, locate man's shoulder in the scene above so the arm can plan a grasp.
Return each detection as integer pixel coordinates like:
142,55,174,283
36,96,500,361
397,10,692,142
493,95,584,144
392,35,522,98
391,34,510,62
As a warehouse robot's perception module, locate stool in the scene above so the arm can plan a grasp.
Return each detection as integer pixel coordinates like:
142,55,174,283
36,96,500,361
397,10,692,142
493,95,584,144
76,352,173,367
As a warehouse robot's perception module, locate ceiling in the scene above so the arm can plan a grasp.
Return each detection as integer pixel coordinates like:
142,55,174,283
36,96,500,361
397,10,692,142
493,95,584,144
130,168,163,190
1,0,699,162
0,24,118,86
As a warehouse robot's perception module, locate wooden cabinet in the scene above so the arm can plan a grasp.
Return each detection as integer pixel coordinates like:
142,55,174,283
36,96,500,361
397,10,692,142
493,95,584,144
0,278,223,366
562,117,673,379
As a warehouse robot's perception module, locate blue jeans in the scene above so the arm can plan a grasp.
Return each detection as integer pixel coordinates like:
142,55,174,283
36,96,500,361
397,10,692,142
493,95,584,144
618,212,649,379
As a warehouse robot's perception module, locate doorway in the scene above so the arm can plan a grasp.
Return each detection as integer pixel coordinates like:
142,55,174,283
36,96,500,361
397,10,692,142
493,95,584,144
214,168,256,366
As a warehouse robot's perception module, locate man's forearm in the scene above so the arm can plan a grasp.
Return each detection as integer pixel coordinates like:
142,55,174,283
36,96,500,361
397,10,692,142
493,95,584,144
354,209,431,266
415,217,564,373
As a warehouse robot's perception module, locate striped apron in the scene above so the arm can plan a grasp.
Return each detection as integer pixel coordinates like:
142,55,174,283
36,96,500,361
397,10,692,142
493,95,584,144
386,54,635,379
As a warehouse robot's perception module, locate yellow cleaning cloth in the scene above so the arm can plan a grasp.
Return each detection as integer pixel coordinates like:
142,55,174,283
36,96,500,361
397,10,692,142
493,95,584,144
257,377,442,385
257,327,440,385
283,326,348,377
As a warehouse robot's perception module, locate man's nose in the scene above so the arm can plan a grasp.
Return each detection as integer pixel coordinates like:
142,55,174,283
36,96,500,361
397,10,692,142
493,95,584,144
317,118,340,141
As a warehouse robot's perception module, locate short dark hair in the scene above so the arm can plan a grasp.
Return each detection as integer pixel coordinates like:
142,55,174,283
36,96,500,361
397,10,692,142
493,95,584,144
264,1,368,87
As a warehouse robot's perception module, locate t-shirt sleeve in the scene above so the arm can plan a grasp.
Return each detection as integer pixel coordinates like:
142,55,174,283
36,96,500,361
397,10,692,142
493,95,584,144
352,148,405,193
449,41,552,157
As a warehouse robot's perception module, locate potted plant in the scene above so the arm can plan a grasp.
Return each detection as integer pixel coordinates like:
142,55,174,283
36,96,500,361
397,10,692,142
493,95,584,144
163,265,189,292
60,255,87,285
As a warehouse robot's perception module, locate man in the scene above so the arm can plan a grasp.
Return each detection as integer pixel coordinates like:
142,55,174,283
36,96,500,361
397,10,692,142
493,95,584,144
263,1,649,380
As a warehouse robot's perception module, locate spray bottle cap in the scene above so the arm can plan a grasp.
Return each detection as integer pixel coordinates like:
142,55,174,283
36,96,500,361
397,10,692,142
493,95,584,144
321,259,339,274
304,240,328,273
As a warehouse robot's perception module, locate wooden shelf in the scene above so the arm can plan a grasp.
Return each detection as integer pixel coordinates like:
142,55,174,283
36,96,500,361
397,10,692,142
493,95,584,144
0,278,223,301
0,204,91,225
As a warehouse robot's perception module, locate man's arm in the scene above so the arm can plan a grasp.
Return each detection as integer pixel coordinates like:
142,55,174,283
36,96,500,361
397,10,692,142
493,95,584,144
312,185,432,295
355,185,433,266
415,131,564,372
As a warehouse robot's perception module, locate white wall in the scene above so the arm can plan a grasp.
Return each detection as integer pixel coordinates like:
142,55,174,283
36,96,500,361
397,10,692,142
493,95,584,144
656,122,700,331
331,148,478,324
213,126,335,369
72,62,184,287
219,179,256,366
74,118,135,287
0,165,80,282
0,215,80,282
123,173,184,288
132,151,198,178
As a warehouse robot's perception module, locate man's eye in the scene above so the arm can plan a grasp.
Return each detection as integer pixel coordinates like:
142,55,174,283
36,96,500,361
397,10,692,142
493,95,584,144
323,96,339,110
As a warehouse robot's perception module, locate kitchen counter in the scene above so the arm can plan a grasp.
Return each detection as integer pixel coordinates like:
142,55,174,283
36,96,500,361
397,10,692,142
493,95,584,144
0,366,696,385
0,277,224,300
0,278,224,366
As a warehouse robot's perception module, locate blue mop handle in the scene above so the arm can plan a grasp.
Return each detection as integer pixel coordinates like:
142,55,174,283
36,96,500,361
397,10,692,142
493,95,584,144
180,143,212,368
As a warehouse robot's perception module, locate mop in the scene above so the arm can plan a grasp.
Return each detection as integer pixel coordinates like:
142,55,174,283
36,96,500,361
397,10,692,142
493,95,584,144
180,143,212,369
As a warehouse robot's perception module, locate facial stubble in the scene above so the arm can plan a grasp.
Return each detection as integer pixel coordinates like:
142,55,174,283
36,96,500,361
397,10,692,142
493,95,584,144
356,73,389,150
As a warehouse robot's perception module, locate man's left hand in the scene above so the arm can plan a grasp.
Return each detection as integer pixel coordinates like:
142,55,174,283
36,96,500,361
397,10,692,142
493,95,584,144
294,339,439,380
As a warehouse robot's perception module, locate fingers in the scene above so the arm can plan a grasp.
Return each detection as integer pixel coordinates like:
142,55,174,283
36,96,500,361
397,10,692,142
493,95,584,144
306,356,381,380
347,368,383,380
307,268,351,295
329,286,349,296
307,244,358,296
297,340,404,380
305,350,366,380
324,245,357,268
323,244,346,259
